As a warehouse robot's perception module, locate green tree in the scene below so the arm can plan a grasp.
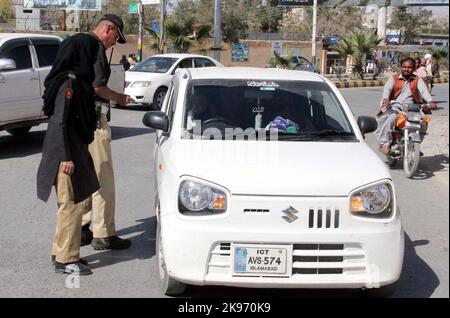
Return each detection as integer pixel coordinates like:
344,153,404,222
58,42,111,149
147,18,211,53
331,31,382,79
267,51,294,69
0,0,14,24
388,7,432,44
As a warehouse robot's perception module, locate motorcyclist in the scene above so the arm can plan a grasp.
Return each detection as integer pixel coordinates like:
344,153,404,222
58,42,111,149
375,57,437,155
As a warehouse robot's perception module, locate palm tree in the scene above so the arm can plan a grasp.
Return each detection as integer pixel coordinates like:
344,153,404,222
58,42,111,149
431,47,449,77
267,51,294,69
145,18,212,54
331,31,382,79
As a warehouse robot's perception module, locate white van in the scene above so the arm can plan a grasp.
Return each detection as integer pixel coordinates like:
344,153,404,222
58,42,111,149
0,33,61,135
142,67,404,297
0,33,124,136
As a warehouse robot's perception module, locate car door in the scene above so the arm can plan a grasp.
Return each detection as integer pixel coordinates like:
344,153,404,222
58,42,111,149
0,38,42,122
172,58,193,74
30,37,61,102
194,57,216,68
156,78,178,191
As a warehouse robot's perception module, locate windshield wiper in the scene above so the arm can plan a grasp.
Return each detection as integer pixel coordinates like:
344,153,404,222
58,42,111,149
277,130,356,141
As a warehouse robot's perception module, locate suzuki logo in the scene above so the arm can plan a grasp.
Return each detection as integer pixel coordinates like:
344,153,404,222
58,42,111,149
282,206,299,223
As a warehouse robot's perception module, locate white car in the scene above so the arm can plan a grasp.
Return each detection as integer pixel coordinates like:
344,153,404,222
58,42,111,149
0,33,61,135
143,67,404,296
125,53,223,109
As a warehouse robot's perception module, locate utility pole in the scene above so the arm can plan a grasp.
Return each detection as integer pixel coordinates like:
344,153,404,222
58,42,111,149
311,0,317,65
138,0,144,62
377,6,387,41
213,0,222,61
160,0,165,53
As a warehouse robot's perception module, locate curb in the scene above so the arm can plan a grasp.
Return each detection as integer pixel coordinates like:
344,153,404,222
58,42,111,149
333,77,448,88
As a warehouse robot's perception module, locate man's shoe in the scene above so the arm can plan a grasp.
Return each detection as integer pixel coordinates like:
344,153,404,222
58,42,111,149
81,223,93,246
52,255,88,266
91,235,131,250
54,261,92,276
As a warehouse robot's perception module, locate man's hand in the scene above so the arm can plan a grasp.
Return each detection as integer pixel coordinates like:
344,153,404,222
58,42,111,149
381,98,390,108
61,161,74,175
118,94,136,106
429,101,438,110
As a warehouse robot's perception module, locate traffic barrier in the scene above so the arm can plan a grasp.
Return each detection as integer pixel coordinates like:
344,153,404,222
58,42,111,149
333,77,448,88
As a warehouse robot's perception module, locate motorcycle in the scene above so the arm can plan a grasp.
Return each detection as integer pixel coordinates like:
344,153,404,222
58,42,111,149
385,101,432,178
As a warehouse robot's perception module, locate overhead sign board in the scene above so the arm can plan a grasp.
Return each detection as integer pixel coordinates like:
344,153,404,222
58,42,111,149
23,0,102,10
129,2,138,13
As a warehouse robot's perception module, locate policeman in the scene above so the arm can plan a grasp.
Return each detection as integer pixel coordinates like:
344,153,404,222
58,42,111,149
81,14,135,250
37,32,101,275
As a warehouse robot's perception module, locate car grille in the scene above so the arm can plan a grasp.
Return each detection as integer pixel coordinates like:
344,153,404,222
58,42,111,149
207,242,366,276
292,243,366,275
308,209,340,229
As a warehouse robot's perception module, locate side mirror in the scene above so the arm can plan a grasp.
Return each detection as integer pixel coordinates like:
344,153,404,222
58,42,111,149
0,59,16,71
357,116,378,136
142,111,169,132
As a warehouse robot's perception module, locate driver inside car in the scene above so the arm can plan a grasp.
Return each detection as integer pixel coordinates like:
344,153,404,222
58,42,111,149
191,92,219,124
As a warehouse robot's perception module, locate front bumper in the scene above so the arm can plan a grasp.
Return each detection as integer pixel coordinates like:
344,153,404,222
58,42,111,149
124,85,155,105
160,195,404,289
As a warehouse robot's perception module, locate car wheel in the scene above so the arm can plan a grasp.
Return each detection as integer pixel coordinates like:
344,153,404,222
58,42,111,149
6,126,31,136
153,87,167,110
156,216,186,296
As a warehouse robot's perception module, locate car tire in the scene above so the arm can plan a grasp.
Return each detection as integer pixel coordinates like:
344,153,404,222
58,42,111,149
156,216,187,296
6,126,32,136
361,281,398,298
153,87,167,110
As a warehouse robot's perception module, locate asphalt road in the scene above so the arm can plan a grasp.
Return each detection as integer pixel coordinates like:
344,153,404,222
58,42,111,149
0,84,448,298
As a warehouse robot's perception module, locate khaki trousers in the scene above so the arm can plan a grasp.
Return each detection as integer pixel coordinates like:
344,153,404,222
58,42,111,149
81,114,116,238
52,164,84,263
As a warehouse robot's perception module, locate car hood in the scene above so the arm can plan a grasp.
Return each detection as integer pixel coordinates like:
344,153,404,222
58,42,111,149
166,140,391,196
125,71,168,81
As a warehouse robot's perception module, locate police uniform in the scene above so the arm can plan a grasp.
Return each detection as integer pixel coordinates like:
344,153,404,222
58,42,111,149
37,33,100,274
81,16,131,250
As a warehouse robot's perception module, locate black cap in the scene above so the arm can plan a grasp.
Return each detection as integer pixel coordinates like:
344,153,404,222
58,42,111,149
99,14,126,44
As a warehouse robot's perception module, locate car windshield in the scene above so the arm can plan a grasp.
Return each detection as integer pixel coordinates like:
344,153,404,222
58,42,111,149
183,79,356,142
129,57,177,73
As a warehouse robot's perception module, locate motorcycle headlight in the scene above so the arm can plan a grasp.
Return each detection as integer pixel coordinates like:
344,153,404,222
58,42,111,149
350,183,393,218
130,81,151,88
178,180,227,215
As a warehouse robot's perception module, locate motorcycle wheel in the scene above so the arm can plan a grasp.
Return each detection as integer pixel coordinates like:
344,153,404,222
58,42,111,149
403,137,420,178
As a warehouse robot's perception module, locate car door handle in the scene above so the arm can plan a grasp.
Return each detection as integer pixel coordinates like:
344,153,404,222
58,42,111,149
30,76,39,81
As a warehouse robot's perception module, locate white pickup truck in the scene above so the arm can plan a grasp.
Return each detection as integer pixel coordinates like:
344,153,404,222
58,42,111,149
0,33,124,136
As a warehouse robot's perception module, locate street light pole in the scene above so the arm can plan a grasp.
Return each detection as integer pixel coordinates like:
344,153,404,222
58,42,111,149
137,1,144,62
311,0,317,65
213,0,222,61
160,0,165,53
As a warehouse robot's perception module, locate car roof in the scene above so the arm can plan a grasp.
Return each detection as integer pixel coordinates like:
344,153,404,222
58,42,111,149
148,53,216,59
185,67,324,82
0,33,62,45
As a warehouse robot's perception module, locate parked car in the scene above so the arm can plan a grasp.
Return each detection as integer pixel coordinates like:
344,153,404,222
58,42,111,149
0,33,61,135
124,54,223,110
0,33,125,136
267,55,319,73
142,67,404,296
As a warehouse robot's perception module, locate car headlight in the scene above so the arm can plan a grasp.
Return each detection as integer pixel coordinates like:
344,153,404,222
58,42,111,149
178,180,227,215
350,183,393,218
129,81,151,88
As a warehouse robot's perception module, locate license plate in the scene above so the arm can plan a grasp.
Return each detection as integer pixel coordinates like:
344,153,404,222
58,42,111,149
233,245,287,275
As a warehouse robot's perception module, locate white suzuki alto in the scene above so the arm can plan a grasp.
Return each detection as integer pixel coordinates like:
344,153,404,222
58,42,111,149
142,67,404,296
